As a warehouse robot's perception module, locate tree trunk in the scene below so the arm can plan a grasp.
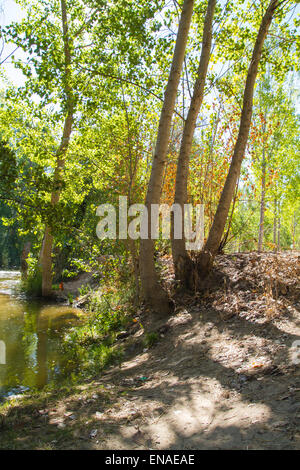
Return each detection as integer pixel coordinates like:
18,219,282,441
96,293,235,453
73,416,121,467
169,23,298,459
219,178,239,253
273,197,277,252
171,0,216,287
198,0,280,275
20,241,31,280
40,0,74,297
258,144,266,251
139,0,194,315
277,202,281,251
292,210,296,250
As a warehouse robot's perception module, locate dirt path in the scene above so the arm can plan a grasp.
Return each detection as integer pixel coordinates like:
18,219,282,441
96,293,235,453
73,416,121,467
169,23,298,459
1,252,299,450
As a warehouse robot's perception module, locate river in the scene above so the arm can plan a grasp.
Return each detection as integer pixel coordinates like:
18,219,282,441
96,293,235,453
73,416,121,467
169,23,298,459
0,270,82,400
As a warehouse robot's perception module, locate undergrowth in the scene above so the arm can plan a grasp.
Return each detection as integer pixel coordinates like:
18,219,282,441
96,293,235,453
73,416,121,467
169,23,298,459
20,254,42,297
58,279,137,381
18,254,139,387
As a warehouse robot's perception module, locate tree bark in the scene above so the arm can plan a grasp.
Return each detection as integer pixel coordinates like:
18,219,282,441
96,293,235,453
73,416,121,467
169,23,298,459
20,241,31,280
198,0,280,274
258,139,266,251
40,0,74,297
171,0,216,287
139,0,194,314
292,210,296,250
273,197,277,252
277,202,281,251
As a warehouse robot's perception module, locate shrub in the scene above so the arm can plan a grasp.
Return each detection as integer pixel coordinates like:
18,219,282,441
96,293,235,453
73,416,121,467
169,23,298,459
21,254,42,297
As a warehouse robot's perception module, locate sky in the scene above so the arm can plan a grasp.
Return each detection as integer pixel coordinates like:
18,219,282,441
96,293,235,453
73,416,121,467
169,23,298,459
1,0,23,23
0,0,26,87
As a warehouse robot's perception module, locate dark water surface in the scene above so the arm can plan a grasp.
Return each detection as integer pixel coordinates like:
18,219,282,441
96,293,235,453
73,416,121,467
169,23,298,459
0,271,82,399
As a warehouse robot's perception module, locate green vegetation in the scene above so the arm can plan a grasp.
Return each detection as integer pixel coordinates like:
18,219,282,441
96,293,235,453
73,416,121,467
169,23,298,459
143,332,159,349
0,201,22,269
0,1,299,447
60,282,136,380
20,254,42,296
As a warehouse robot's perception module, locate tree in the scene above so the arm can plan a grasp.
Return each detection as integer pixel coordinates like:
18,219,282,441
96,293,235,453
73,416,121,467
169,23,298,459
39,0,74,296
139,0,195,315
171,0,216,287
196,0,284,277
2,0,162,296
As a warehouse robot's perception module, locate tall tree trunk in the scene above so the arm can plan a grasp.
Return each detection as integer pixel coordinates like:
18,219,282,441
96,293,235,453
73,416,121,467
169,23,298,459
20,241,31,280
40,0,74,297
198,0,280,274
139,0,194,315
273,197,277,252
292,210,296,250
219,178,239,253
171,0,216,287
277,201,281,251
258,143,266,251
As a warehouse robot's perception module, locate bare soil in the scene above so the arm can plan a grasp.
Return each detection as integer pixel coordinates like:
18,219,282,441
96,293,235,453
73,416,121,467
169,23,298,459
1,251,299,450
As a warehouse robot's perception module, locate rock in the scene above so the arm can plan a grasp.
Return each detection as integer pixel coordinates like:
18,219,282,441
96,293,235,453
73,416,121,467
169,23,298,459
117,331,129,339
74,293,91,308
90,429,98,438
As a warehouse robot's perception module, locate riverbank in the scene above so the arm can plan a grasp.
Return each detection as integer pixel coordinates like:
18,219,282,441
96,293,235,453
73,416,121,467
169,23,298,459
0,265,137,401
0,251,299,449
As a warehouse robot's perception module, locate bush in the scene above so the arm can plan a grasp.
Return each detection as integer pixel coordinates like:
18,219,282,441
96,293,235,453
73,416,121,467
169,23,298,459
21,254,42,297
60,282,135,379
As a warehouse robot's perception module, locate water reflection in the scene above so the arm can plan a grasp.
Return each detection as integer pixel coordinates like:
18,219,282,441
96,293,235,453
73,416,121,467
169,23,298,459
0,271,82,399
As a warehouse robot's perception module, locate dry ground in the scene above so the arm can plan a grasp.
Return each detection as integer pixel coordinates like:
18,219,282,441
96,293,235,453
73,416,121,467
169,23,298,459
0,251,299,450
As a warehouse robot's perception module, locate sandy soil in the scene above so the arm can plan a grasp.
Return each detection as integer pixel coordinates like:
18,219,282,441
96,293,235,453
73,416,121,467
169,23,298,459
1,251,299,450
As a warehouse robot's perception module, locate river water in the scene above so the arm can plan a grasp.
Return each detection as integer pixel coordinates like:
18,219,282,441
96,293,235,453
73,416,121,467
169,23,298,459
0,271,82,400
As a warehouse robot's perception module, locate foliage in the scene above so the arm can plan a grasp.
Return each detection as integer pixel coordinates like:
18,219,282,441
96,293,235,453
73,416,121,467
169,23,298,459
20,253,42,296
58,269,137,379
0,3,298,299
